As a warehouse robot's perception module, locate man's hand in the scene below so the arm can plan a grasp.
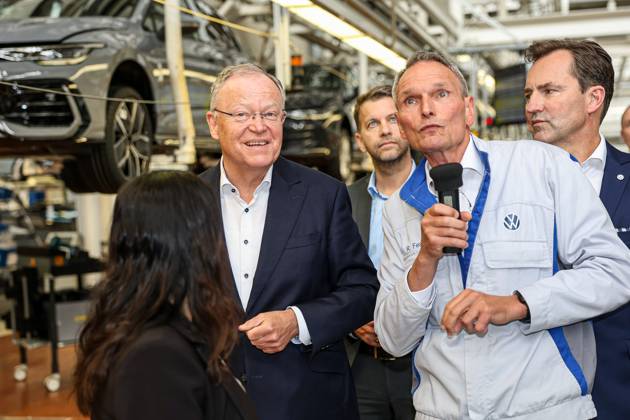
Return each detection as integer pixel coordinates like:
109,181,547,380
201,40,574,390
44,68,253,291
407,204,472,292
354,321,379,347
420,204,471,260
238,309,299,354
440,289,529,336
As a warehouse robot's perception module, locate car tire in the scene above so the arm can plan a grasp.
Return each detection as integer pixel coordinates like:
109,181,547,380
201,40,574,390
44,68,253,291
60,159,97,193
84,86,153,193
326,129,355,184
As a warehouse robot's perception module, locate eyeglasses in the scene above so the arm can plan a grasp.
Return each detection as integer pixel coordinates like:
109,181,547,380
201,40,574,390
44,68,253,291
213,108,286,123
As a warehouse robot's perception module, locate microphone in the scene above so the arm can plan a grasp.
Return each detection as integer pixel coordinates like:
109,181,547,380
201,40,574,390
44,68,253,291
429,163,463,255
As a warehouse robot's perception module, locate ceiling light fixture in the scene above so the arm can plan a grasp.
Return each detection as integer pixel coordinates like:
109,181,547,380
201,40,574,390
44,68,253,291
271,0,406,71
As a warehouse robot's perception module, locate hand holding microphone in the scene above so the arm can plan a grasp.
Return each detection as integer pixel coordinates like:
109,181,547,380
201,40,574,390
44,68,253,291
407,162,471,292
429,163,467,255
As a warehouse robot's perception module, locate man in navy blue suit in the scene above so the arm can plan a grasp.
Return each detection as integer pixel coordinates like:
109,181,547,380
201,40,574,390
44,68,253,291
199,63,378,420
525,39,630,419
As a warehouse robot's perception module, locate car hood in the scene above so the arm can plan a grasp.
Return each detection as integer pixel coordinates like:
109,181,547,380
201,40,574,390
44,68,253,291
0,17,126,45
285,90,340,111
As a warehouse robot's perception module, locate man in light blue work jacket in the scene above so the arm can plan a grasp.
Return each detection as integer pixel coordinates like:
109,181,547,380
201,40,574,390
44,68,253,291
374,50,630,420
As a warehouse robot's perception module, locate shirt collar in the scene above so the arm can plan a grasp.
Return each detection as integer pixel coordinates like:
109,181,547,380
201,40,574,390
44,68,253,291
424,134,483,190
583,134,607,168
367,160,416,200
220,157,273,195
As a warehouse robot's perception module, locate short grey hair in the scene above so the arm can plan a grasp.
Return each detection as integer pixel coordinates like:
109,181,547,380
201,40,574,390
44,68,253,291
392,51,469,105
209,63,285,111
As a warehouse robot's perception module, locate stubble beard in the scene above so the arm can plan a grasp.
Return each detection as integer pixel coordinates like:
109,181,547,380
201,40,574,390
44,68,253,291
372,142,410,168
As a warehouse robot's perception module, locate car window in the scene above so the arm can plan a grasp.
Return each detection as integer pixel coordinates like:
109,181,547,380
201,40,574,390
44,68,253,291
0,0,68,20
142,1,164,34
221,25,241,50
0,0,138,20
193,0,240,50
142,1,200,41
89,0,138,17
302,65,347,91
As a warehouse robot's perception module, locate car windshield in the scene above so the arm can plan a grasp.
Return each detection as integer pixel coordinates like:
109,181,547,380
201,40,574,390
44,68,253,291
0,0,138,21
300,65,349,91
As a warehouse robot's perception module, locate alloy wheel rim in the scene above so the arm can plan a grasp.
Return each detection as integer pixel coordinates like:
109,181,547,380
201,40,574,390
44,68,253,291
113,99,151,178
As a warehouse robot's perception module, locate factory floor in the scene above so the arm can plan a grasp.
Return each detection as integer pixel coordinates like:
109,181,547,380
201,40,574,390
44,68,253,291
0,334,85,420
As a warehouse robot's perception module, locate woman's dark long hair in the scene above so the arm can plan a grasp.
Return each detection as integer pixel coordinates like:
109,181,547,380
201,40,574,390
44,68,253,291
74,171,240,415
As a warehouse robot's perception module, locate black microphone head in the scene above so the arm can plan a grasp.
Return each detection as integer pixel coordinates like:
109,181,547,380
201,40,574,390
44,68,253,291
430,163,463,192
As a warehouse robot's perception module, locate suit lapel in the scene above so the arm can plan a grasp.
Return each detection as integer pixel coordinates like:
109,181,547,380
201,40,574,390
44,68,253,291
246,158,306,314
200,165,244,313
355,177,372,246
600,142,630,219
203,164,222,209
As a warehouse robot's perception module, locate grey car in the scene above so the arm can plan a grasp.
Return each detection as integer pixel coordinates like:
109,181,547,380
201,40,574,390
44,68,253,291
282,64,358,183
0,0,248,192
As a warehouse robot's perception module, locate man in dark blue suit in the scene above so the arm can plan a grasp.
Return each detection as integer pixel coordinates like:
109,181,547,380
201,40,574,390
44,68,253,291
200,63,378,420
525,39,630,419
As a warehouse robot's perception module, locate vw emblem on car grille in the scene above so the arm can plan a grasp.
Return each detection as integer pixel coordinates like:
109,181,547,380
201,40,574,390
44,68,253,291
503,213,520,230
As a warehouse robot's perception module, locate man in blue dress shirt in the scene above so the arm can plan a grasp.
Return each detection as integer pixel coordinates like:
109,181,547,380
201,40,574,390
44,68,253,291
347,85,415,420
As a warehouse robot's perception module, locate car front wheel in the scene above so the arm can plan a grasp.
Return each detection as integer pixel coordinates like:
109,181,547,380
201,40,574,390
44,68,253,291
326,129,355,184
78,86,153,193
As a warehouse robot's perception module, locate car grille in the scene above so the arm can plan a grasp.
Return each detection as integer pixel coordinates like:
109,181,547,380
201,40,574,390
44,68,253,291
0,80,79,127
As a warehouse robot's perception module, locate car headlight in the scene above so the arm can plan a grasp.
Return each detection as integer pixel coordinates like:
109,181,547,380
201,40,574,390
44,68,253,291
0,43,104,65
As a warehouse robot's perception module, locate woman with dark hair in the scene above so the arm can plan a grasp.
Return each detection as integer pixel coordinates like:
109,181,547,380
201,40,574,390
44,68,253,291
74,171,256,420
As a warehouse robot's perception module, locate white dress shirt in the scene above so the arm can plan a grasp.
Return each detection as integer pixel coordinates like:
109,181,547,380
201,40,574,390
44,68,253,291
581,134,607,195
411,136,485,302
425,136,484,214
220,160,272,309
219,160,311,345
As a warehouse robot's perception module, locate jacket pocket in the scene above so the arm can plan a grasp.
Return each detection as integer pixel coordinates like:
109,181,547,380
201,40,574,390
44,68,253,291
480,240,553,294
482,240,551,269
